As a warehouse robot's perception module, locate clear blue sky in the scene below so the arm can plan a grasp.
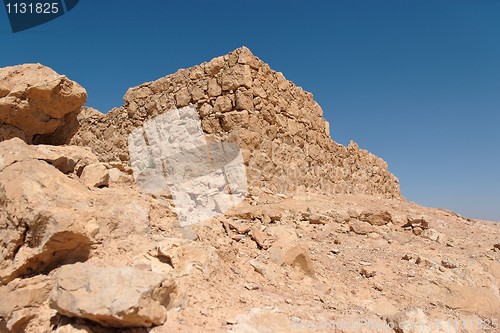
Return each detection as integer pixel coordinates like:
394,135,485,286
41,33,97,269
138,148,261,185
1,0,499,221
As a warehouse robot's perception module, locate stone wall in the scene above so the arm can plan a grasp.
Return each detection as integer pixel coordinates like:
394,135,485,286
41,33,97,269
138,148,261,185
70,47,401,198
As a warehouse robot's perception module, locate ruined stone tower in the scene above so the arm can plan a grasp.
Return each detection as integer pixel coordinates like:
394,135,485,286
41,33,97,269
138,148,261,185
70,47,401,198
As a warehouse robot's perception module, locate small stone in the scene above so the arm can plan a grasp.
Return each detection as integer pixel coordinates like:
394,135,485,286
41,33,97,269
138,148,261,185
214,95,233,113
244,283,259,291
361,266,376,278
80,163,109,188
174,87,191,107
441,259,458,269
250,227,269,250
494,244,500,250
330,249,341,255
402,254,412,261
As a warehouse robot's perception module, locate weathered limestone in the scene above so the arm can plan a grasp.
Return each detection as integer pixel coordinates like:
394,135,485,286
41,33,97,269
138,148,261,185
0,64,87,144
70,47,401,198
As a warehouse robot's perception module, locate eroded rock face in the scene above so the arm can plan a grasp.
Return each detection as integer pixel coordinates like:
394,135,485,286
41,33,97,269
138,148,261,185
49,263,179,328
0,64,87,144
70,47,401,198
0,138,151,286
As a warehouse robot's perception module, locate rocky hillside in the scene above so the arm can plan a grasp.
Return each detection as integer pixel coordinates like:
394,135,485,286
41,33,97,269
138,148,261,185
0,49,499,333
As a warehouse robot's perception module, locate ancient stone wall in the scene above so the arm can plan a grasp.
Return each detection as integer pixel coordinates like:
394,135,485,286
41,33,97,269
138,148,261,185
70,47,401,198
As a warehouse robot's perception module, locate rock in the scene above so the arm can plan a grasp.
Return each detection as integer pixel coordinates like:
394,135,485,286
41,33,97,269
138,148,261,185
421,228,447,244
49,263,179,328
0,137,98,175
237,46,261,69
403,217,430,230
361,266,377,278
0,64,86,144
214,95,233,113
412,226,423,236
494,243,500,250
268,226,315,276
250,227,270,249
79,163,110,188
441,259,458,269
327,314,394,333
174,87,191,107
157,238,219,276
235,89,254,111
0,157,93,285
350,220,375,235
54,323,93,333
0,124,26,142
221,64,252,91
388,309,456,333
359,210,392,226
442,285,500,319
70,46,402,199
330,248,341,255
305,212,329,225
0,275,53,332
207,78,222,97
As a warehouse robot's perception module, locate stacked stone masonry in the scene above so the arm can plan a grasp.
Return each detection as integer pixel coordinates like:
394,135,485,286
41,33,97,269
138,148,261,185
70,47,401,198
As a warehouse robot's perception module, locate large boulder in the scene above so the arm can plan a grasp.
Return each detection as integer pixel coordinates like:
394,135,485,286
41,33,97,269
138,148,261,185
49,263,179,328
0,64,87,144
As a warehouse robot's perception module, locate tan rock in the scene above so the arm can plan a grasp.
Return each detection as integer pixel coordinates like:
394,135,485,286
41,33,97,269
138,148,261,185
0,64,86,143
157,238,219,276
214,95,233,113
235,89,254,111
229,308,292,333
79,163,109,188
108,167,132,184
174,87,191,107
388,309,453,333
359,210,392,226
250,227,269,249
207,78,222,97
237,46,261,69
49,263,179,328
0,124,26,142
70,47,402,199
0,276,53,332
350,220,375,235
270,243,315,277
0,138,151,286
443,285,500,319
221,64,252,91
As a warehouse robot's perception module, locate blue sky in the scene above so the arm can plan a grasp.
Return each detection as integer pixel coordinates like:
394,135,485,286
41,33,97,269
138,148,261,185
1,0,499,221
